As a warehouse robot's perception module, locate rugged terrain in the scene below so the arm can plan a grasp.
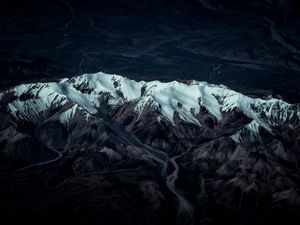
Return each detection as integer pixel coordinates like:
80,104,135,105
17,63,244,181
0,72,299,225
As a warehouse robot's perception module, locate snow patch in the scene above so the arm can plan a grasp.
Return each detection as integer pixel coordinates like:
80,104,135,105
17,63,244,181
59,104,78,125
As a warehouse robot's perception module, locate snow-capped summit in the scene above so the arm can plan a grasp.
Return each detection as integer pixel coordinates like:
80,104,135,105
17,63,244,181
1,72,299,133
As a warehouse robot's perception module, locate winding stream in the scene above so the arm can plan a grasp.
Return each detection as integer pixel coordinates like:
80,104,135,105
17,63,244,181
98,108,194,225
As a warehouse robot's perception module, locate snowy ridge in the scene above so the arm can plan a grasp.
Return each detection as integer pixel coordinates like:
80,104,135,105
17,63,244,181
0,72,299,131
6,83,68,123
231,120,261,143
59,104,79,125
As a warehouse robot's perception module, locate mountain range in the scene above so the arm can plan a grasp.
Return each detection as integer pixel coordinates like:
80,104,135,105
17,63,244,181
0,72,300,225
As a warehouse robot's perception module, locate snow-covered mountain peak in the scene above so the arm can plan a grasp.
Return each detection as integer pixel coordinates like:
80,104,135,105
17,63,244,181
1,72,299,131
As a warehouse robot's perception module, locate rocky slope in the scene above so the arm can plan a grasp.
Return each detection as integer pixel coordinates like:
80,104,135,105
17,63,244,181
0,72,300,225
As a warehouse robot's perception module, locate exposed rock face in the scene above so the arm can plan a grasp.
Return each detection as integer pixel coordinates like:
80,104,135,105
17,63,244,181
0,72,299,225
